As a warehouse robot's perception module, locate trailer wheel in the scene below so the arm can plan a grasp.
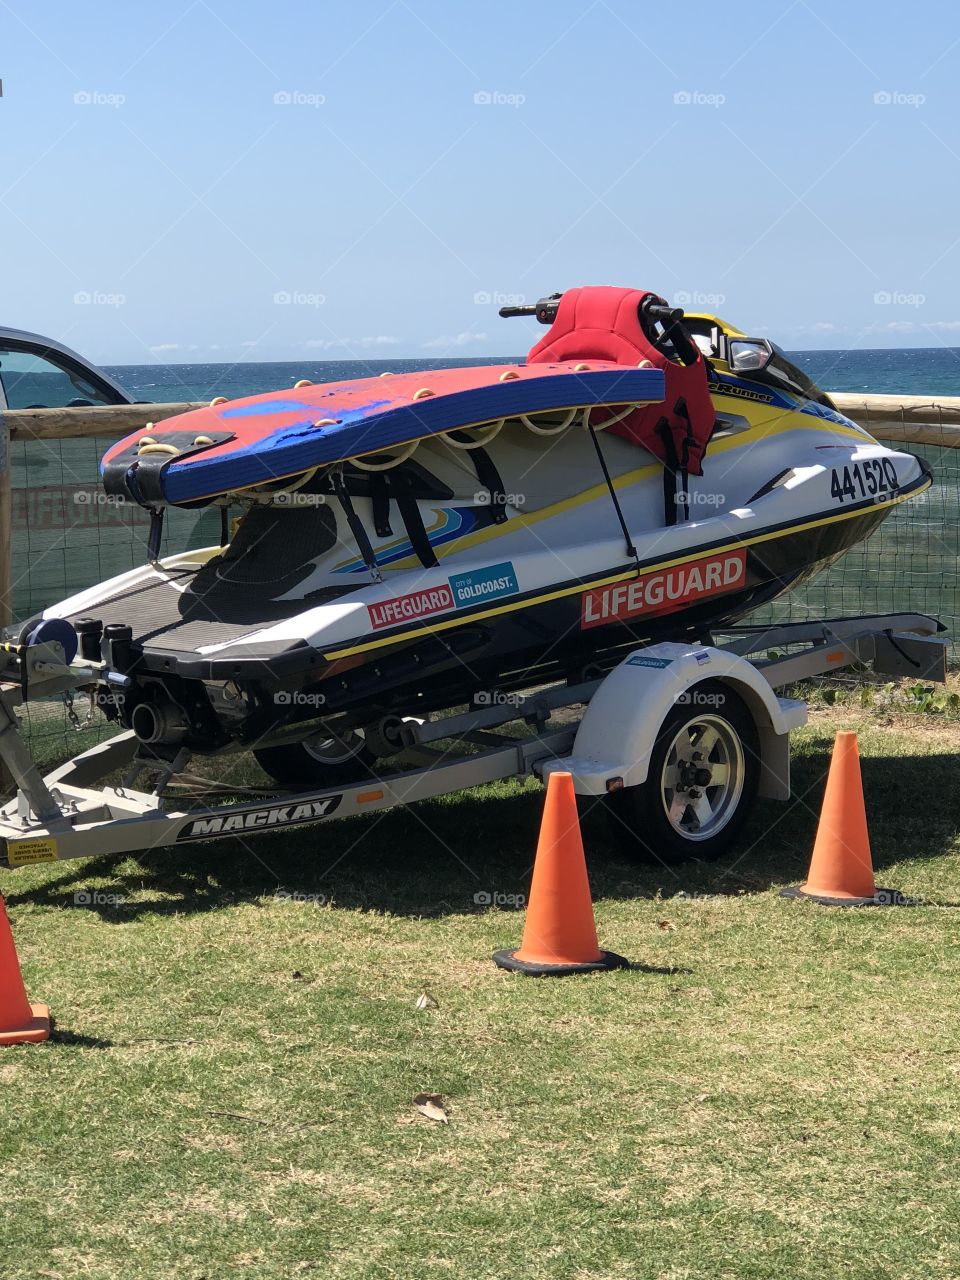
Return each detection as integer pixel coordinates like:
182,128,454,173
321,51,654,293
254,729,376,787
606,681,760,863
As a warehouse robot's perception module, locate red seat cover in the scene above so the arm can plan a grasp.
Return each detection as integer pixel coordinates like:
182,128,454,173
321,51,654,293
526,285,716,475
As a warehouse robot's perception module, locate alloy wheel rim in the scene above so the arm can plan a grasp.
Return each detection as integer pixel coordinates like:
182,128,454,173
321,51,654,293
659,712,745,841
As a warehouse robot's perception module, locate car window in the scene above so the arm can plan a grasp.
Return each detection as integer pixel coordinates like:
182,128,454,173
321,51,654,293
0,347,116,409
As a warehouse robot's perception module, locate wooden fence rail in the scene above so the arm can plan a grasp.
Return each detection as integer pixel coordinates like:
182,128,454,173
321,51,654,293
1,403,207,628
2,392,960,629
832,393,960,445
4,402,207,442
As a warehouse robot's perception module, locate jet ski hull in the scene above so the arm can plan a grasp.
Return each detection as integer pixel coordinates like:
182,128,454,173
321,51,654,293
23,286,934,763
43,455,925,739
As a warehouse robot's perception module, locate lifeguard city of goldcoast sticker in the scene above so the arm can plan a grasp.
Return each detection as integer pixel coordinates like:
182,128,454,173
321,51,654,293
448,561,519,609
580,549,747,630
368,584,455,630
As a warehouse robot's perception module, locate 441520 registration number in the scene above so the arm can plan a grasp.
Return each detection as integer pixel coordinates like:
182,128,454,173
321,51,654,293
830,458,899,503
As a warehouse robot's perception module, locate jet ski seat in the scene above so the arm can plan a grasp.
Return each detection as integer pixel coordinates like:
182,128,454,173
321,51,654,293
526,285,716,480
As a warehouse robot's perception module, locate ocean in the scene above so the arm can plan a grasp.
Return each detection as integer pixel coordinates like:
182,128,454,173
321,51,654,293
101,346,960,403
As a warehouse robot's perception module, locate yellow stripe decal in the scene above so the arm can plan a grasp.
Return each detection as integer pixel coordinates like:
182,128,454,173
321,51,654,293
321,479,926,661
384,411,870,570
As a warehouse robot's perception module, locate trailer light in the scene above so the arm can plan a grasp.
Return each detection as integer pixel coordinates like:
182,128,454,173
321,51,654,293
606,776,625,793
356,790,384,805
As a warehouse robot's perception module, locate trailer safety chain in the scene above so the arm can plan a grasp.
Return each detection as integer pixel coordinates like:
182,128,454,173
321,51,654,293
63,689,88,733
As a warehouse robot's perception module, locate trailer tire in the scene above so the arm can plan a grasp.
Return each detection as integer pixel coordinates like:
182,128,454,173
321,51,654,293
254,731,377,788
606,681,760,863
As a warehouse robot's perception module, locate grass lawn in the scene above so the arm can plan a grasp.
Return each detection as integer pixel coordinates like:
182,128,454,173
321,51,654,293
3,701,960,1279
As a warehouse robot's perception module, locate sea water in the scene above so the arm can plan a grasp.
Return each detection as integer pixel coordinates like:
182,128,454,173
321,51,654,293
101,348,960,402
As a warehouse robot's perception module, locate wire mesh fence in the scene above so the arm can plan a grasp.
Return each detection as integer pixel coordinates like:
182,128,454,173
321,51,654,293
4,427,958,770
752,439,959,639
8,432,222,621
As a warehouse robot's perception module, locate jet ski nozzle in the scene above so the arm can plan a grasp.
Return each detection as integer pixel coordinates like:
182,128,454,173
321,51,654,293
131,699,189,746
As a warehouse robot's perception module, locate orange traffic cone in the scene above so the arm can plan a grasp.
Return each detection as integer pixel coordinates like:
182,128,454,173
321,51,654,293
781,731,905,907
0,897,50,1045
493,771,628,975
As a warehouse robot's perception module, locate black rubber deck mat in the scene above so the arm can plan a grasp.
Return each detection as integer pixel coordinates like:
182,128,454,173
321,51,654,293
64,505,354,654
188,503,340,599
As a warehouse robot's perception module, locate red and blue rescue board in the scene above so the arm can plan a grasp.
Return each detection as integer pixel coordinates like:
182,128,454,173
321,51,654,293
101,362,666,508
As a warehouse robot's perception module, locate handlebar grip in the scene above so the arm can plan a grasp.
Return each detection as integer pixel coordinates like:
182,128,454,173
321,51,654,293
644,302,685,327
500,293,563,324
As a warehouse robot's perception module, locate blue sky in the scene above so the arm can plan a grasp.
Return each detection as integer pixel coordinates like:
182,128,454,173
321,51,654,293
2,0,959,363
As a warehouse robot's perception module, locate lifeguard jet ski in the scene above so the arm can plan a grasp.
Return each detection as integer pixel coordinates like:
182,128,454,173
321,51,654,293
19,286,929,784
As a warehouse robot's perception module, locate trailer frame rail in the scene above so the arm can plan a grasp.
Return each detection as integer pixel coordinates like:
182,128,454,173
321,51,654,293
0,612,946,869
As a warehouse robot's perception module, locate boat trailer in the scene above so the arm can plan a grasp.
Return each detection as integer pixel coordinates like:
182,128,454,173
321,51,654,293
0,613,947,869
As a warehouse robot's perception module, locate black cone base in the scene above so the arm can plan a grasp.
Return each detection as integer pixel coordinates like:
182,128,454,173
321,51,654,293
492,948,630,976
779,884,916,908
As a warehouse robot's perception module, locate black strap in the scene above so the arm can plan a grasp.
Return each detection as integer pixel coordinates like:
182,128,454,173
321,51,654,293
673,397,695,522
219,506,230,547
676,474,689,524
470,446,508,525
447,435,508,525
369,472,393,538
331,471,382,581
587,424,637,560
393,470,438,568
147,508,165,562
674,398,691,470
674,396,698,473
655,418,680,527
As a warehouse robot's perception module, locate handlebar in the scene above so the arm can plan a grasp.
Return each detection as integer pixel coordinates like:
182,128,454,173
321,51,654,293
639,295,699,367
497,289,700,368
500,292,688,331
498,294,562,324
642,301,685,328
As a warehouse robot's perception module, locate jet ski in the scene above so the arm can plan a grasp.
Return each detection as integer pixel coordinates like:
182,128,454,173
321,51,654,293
20,286,930,784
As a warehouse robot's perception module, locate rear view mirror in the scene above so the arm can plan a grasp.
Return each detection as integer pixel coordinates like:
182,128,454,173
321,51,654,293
729,338,774,373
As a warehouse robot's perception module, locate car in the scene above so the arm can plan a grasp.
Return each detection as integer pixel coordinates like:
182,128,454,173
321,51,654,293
0,326,132,410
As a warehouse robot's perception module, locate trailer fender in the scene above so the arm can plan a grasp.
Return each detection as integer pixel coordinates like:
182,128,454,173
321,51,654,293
541,642,806,799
